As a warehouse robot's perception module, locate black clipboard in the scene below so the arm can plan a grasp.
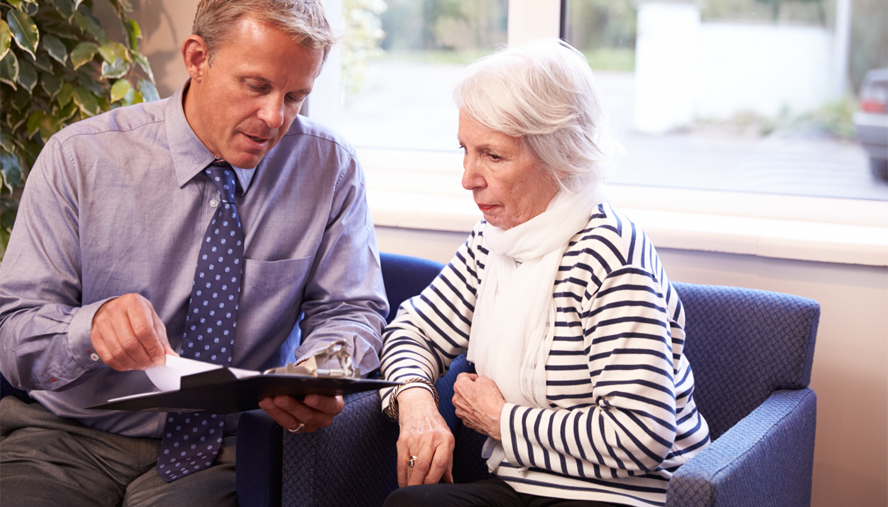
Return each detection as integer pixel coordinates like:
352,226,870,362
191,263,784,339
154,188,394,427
87,367,400,414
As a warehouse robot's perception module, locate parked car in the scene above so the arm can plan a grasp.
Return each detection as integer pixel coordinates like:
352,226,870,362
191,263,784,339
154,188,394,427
853,68,888,182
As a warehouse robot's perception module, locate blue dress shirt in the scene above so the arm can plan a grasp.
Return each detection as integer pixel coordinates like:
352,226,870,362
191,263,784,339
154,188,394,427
0,82,388,437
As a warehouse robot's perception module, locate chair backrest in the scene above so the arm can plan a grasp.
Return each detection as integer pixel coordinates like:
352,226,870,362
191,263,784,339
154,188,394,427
673,282,819,440
380,252,445,324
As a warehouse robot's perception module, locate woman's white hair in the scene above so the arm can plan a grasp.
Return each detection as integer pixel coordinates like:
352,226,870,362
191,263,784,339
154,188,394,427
454,38,621,192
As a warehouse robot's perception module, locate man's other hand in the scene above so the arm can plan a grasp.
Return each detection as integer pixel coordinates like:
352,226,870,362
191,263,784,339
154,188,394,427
259,394,345,434
90,293,176,371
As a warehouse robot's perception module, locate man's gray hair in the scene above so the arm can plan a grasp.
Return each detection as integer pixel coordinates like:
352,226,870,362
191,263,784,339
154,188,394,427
192,0,337,63
454,38,621,192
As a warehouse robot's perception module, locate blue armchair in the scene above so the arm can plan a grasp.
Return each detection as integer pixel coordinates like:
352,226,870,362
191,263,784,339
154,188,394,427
3,252,819,507
236,254,820,507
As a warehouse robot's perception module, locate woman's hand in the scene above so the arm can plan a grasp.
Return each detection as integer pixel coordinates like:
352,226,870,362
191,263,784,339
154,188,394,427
395,387,455,487
452,373,505,440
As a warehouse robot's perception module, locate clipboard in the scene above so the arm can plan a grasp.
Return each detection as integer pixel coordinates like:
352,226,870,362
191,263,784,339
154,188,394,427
87,340,400,414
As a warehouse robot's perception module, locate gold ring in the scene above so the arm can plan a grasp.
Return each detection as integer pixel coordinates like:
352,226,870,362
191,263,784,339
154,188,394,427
288,422,305,434
407,455,418,468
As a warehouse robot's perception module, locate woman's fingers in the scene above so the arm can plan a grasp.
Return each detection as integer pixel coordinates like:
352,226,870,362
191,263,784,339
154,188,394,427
395,388,456,487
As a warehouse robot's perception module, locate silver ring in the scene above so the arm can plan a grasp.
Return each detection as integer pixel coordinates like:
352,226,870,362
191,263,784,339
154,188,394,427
407,455,418,468
288,421,305,434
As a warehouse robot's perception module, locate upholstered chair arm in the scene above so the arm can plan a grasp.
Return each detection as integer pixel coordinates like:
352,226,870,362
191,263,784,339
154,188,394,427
666,388,817,507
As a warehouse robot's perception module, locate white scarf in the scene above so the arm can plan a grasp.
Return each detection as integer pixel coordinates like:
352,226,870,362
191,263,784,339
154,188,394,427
467,185,605,472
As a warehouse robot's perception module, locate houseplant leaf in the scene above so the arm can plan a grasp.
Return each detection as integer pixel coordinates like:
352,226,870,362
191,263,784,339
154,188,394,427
51,0,76,21
16,58,37,94
41,33,68,66
133,50,153,82
0,151,23,194
138,78,158,102
73,7,105,40
76,66,104,95
0,50,19,89
0,131,14,153
70,41,98,70
125,19,141,51
32,51,52,71
0,20,11,61
101,57,128,79
6,9,39,60
27,110,46,139
57,82,74,107
40,71,63,99
72,86,100,117
110,78,131,103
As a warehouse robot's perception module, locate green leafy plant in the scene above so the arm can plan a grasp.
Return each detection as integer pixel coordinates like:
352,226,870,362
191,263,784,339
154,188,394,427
0,0,157,260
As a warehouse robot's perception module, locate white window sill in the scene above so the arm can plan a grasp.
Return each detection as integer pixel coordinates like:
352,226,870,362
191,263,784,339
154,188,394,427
360,147,888,267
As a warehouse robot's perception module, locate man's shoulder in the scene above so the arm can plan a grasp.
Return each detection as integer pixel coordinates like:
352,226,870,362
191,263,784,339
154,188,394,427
283,115,357,157
53,98,169,144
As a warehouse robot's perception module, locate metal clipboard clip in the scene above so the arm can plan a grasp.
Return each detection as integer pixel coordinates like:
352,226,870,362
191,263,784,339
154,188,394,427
263,339,359,379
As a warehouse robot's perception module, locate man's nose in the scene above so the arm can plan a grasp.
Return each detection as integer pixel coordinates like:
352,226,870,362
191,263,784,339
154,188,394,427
258,97,285,129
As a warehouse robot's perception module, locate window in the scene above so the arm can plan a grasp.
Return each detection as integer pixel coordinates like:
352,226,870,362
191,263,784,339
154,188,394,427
314,0,888,265
563,0,888,201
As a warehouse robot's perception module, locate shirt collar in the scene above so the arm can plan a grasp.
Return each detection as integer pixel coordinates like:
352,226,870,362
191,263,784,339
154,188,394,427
166,80,256,194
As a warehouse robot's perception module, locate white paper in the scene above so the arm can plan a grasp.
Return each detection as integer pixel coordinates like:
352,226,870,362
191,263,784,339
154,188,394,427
146,355,222,392
144,355,259,392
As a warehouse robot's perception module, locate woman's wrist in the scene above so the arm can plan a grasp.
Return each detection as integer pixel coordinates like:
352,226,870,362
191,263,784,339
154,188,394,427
395,387,438,419
385,377,440,422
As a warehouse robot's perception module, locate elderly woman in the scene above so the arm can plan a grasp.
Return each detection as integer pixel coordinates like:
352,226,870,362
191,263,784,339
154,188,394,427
379,39,710,507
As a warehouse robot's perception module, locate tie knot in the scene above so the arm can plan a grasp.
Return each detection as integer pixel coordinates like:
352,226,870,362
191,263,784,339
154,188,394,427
204,161,237,203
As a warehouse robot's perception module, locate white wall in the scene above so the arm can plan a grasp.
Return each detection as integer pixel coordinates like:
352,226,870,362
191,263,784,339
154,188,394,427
376,225,888,507
128,0,198,98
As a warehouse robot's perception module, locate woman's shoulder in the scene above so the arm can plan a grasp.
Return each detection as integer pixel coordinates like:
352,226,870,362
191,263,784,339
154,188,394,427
569,203,646,253
564,203,668,278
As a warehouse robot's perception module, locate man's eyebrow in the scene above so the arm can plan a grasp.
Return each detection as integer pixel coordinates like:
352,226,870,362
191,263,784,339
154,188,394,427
244,75,312,95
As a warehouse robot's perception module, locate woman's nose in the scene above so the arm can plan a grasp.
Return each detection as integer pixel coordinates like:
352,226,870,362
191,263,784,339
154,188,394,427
461,156,484,190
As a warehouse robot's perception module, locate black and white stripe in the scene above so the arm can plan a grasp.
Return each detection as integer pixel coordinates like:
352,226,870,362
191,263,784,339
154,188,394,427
381,203,710,507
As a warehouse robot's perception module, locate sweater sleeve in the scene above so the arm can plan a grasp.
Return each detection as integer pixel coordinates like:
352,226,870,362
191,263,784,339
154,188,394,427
379,224,485,406
499,265,679,478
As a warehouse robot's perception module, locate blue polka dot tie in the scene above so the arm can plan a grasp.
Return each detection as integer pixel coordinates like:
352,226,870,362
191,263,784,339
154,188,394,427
157,160,244,482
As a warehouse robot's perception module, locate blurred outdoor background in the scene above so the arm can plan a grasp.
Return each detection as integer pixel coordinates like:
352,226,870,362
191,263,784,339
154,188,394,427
331,0,888,201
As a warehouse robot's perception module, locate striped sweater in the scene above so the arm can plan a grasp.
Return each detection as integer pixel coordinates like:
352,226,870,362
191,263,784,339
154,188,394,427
380,203,711,507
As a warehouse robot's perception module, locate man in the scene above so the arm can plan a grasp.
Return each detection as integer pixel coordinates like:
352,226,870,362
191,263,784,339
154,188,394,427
0,0,387,505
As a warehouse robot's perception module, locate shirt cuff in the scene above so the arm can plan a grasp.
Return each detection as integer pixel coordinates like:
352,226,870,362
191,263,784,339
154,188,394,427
499,402,523,467
68,297,117,369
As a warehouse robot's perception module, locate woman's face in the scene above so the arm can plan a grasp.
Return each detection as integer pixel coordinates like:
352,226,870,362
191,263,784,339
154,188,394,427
458,111,559,230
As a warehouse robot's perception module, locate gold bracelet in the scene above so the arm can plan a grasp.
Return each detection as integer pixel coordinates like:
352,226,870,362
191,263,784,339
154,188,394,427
385,377,439,422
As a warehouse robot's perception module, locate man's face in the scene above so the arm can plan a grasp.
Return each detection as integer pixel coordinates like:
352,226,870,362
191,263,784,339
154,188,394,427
183,16,324,169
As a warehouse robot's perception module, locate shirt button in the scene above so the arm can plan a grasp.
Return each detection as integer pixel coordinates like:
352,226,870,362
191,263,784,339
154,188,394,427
90,352,100,361
210,199,219,208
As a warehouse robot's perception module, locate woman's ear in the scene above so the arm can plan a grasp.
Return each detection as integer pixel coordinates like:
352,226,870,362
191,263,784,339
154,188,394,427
182,35,210,82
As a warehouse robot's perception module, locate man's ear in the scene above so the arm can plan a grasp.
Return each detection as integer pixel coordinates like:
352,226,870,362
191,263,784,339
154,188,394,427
182,35,210,82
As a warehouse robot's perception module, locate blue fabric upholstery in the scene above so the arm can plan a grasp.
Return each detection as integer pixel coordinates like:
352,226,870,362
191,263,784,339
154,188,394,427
237,252,448,507
1,370,32,404
235,263,820,507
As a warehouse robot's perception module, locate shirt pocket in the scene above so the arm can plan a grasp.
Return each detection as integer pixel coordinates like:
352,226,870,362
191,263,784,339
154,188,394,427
242,257,313,292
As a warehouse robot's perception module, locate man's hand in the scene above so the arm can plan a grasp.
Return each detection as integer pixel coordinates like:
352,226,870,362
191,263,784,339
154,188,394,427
90,293,176,371
259,394,344,434
452,373,505,441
